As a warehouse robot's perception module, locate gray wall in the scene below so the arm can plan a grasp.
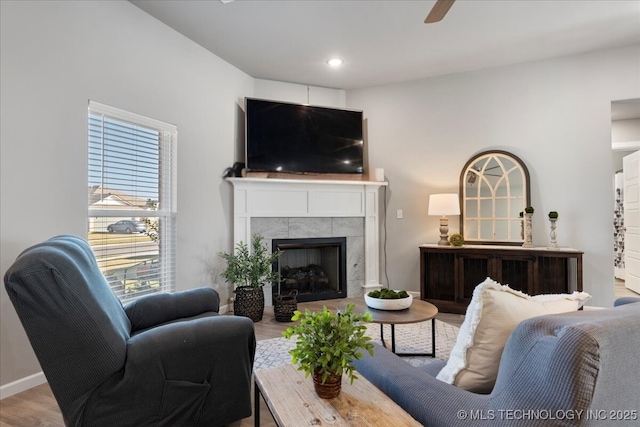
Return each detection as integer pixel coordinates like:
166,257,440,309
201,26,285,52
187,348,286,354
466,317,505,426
612,118,640,143
1,1,253,390
346,45,640,308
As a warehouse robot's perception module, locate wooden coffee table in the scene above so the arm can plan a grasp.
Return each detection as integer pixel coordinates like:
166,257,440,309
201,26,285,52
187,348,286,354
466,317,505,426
299,297,439,357
254,364,422,427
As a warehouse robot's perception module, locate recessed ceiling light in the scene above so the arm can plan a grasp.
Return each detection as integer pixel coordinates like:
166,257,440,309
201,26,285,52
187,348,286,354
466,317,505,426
327,58,344,67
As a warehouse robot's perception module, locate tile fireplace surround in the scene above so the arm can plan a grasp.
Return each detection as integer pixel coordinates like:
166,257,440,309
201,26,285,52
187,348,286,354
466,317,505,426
227,177,387,305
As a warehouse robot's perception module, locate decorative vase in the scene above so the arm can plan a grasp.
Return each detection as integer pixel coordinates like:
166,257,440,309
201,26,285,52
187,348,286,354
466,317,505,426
548,218,559,248
233,286,265,322
312,370,342,399
522,213,534,248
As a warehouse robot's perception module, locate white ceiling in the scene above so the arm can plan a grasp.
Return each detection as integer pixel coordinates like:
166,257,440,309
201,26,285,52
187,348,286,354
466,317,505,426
131,0,640,91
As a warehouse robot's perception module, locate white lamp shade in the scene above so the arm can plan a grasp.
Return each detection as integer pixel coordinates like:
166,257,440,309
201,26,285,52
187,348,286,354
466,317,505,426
428,193,460,216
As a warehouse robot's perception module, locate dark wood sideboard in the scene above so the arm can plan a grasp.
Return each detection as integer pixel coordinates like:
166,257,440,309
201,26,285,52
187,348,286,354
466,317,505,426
419,244,583,314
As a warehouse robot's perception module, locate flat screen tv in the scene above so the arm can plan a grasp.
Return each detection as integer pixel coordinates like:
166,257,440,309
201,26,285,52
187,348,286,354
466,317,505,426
245,97,364,175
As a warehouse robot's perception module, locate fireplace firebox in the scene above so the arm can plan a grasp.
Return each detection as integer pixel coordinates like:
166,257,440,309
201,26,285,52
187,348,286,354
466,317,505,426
272,237,347,303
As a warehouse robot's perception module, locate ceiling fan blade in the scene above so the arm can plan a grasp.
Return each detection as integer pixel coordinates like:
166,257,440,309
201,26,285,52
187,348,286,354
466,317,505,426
425,0,456,24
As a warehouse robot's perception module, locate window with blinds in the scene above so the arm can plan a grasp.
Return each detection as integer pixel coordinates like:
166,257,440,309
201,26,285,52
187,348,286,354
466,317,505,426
88,101,176,302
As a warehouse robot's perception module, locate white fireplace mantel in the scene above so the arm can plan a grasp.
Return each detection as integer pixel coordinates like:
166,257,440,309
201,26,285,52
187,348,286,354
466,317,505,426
227,177,387,291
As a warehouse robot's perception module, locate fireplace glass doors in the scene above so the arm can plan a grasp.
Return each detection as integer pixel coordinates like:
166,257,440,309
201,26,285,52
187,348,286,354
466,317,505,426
272,237,347,303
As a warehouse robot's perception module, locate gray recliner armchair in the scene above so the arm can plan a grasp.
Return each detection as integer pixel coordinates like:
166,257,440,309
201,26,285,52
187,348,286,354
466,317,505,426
4,235,256,427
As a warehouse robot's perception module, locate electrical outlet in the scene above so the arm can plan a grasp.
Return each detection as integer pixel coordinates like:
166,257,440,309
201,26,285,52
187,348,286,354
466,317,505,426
396,209,403,219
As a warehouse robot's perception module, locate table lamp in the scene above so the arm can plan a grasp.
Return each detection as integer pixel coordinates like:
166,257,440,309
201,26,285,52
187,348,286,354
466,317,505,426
428,193,460,246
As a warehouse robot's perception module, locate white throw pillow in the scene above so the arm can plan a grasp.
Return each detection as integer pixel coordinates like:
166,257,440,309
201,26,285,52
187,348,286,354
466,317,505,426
436,277,591,393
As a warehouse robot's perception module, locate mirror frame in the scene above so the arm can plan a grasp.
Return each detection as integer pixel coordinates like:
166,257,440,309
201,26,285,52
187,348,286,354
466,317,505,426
459,150,531,245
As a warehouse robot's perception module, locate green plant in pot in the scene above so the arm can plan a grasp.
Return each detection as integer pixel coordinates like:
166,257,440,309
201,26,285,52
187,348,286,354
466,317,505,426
283,303,374,399
218,234,282,322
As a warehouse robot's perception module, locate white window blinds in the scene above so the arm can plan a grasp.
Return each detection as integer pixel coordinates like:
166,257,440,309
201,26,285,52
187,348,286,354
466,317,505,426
88,101,176,302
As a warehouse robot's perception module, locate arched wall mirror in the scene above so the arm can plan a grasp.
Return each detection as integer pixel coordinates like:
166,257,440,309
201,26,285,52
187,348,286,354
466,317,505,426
460,150,531,245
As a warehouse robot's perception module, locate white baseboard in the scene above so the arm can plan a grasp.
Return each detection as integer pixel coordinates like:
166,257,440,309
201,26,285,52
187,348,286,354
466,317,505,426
220,303,231,314
0,371,46,400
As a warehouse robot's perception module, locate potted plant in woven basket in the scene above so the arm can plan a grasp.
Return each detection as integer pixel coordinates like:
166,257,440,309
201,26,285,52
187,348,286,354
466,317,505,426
283,303,374,399
218,234,282,322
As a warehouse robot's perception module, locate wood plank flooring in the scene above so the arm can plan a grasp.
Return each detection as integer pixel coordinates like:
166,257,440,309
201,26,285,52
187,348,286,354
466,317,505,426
0,382,63,427
615,278,640,298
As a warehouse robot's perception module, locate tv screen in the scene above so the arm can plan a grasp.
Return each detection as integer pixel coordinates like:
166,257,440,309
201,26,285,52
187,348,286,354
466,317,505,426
245,98,364,175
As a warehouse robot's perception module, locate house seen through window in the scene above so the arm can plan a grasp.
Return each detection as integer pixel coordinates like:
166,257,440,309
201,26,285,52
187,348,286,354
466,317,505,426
88,101,176,302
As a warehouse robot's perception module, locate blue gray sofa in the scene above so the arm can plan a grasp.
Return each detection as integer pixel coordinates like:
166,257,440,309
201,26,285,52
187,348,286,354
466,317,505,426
4,235,256,427
354,298,640,426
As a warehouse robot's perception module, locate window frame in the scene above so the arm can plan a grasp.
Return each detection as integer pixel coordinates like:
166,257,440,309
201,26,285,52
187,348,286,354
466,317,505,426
88,100,177,302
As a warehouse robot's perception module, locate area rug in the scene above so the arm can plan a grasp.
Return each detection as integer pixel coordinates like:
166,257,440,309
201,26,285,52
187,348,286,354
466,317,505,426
254,319,459,371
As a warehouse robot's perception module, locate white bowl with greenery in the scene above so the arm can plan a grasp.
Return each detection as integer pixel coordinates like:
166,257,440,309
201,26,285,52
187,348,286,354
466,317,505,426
364,289,413,311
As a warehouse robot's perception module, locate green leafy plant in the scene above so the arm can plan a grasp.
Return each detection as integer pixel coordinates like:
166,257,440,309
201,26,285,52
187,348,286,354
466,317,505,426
283,303,374,384
218,234,282,289
548,211,559,219
524,206,535,214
